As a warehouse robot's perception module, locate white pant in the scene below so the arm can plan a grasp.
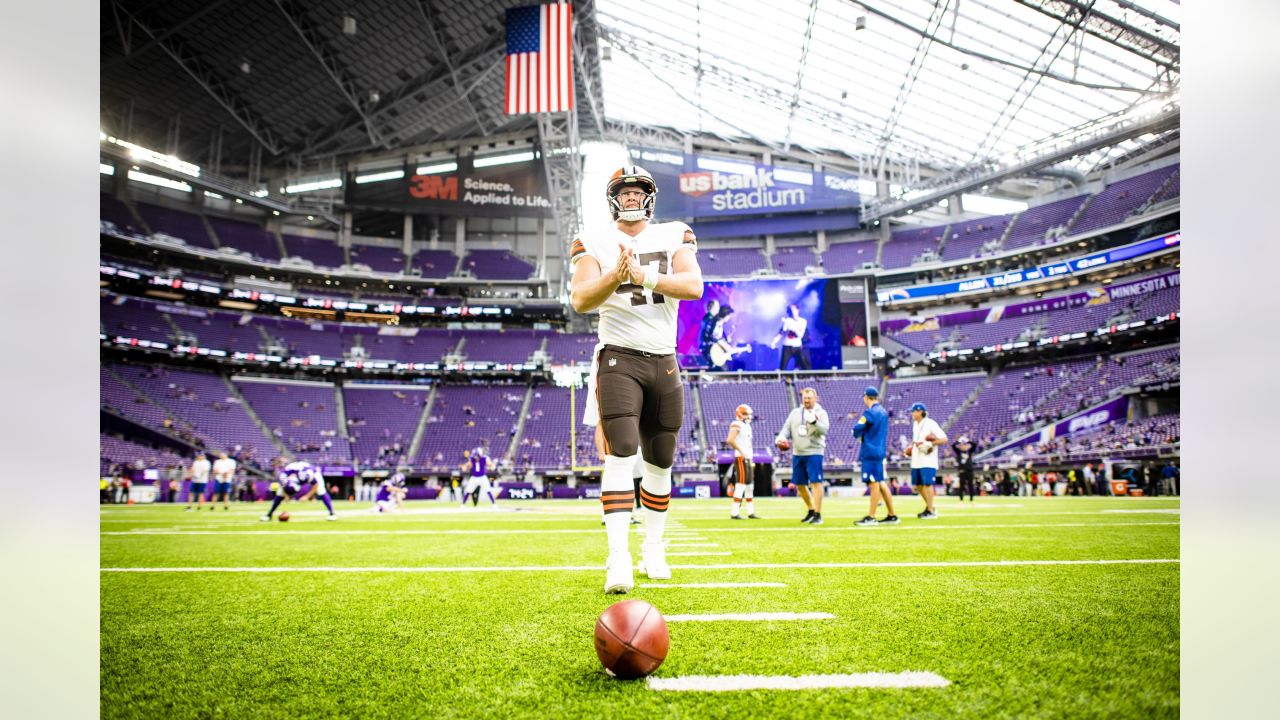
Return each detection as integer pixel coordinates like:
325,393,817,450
464,476,493,499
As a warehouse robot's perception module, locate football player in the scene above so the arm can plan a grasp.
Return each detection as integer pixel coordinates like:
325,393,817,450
373,469,407,513
570,166,704,593
460,447,497,508
727,404,760,519
260,460,338,521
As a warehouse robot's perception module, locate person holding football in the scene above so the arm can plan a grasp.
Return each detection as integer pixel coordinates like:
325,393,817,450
775,387,830,524
907,402,947,519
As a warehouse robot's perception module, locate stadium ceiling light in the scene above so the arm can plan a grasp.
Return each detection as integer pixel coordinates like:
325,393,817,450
128,170,192,193
107,136,201,177
354,169,405,184
251,189,270,198
100,163,114,176
284,178,343,194
696,156,756,174
473,151,536,168
203,191,224,199
415,161,459,175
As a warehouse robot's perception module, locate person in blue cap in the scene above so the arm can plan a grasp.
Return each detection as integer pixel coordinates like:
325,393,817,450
909,402,947,518
852,385,896,525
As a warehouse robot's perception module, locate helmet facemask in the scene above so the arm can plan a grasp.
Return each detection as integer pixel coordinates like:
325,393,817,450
607,166,658,222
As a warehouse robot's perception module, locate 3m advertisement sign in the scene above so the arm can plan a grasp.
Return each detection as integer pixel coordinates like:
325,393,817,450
346,155,553,218
627,146,860,219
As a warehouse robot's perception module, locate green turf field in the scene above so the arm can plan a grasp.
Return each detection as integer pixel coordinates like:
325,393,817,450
100,495,1179,718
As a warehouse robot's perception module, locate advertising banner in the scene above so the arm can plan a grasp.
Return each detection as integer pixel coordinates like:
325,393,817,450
877,232,1180,303
627,146,861,219
345,156,553,218
978,395,1130,458
880,270,1180,335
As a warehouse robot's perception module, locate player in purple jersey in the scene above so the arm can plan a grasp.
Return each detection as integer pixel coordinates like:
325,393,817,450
459,447,497,508
260,460,338,521
373,470,407,513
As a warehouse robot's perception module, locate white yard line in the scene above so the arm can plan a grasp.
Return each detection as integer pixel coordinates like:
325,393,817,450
665,612,834,622
639,582,786,588
101,558,1179,573
666,543,720,548
665,552,733,557
100,521,1178,537
647,671,951,691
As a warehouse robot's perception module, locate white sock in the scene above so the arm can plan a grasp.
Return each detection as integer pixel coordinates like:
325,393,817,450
640,462,671,547
601,454,635,555
745,498,755,515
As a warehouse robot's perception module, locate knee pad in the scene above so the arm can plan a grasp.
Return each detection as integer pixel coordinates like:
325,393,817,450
600,416,640,458
643,431,677,469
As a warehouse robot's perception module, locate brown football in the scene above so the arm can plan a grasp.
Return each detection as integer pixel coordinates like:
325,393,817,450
905,445,914,457
278,511,290,522
594,599,669,679
776,439,791,451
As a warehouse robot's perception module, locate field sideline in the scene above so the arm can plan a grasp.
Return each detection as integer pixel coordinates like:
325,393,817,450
101,495,1179,718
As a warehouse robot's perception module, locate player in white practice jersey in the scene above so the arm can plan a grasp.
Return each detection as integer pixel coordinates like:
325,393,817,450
570,165,704,594
727,404,761,519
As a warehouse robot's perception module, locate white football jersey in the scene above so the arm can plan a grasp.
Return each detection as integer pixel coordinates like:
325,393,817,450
730,419,753,459
571,221,697,354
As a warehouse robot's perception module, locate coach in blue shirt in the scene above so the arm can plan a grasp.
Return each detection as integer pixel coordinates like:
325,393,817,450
852,386,897,525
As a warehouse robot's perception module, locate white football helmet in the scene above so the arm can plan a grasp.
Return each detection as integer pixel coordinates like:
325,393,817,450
607,166,657,222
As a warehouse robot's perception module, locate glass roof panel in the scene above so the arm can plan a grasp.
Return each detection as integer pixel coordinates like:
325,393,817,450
596,0,1179,175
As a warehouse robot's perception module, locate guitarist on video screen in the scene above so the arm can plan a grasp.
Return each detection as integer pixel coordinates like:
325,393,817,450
700,300,751,370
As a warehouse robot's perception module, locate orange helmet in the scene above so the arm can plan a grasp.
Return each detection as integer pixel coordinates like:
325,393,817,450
607,166,657,222
735,404,753,422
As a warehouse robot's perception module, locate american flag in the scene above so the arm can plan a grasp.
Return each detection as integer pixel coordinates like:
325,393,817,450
505,3,573,114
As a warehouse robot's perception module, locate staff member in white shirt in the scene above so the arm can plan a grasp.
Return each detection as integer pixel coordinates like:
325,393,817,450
186,452,211,511
907,402,947,519
769,304,811,371
211,452,237,511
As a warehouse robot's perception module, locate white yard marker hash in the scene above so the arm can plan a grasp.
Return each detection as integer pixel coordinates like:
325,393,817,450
647,672,951,691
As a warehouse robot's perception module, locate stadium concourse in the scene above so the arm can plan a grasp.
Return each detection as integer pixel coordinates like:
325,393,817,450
99,0,1180,716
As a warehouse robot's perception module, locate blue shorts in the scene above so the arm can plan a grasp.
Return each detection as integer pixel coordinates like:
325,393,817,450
215,482,233,495
860,461,885,484
911,468,938,486
791,455,824,486
190,482,207,496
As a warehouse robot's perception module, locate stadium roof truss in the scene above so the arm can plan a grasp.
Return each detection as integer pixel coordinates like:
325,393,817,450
594,0,1179,186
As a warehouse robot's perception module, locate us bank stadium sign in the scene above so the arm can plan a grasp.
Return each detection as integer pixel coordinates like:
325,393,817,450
346,155,553,219
628,147,861,219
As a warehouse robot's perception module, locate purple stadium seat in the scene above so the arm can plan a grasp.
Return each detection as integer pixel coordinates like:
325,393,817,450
134,202,216,248
349,244,407,273
461,249,535,280
283,234,345,268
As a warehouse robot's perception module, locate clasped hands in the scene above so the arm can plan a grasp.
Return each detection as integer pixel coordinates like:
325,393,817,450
614,242,645,286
